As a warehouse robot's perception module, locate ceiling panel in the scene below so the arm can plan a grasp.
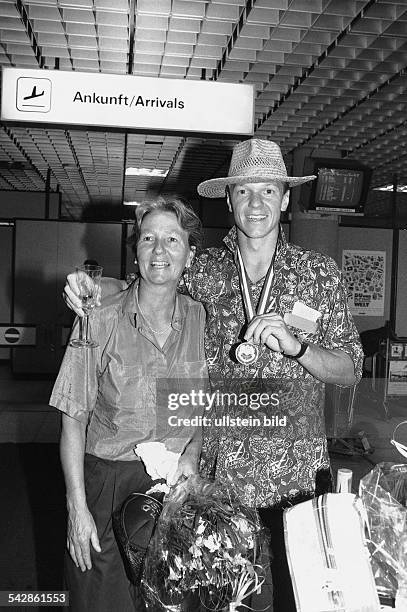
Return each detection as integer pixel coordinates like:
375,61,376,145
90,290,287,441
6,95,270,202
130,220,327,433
0,0,406,219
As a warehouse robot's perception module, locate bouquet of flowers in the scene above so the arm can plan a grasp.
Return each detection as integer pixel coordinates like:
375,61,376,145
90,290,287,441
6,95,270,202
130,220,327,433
142,475,269,611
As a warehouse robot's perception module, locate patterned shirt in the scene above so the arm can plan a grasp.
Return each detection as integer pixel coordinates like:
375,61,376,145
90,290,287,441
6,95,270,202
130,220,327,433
182,226,363,508
50,280,208,461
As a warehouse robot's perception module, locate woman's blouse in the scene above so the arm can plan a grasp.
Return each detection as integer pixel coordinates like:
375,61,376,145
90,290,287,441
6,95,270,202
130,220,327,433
50,280,208,461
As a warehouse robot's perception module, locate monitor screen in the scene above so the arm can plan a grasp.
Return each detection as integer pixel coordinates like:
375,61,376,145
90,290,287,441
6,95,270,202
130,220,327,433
315,168,364,210
300,157,372,215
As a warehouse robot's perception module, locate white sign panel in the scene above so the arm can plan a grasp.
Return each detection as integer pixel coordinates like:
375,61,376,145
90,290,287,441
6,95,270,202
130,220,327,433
1,67,254,135
387,360,407,396
342,250,386,317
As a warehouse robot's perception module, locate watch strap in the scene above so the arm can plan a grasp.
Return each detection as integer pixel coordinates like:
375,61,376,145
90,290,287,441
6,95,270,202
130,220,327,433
285,341,309,360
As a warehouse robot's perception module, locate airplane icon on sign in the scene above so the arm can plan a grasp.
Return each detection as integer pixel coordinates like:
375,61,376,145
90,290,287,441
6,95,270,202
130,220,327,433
16,77,51,113
23,85,45,100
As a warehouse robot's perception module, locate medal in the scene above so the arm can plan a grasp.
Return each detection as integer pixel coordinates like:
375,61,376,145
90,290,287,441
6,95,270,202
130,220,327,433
234,237,278,365
235,341,259,365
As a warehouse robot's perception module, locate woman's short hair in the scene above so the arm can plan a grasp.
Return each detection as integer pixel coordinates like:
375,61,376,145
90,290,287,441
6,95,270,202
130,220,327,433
128,196,203,254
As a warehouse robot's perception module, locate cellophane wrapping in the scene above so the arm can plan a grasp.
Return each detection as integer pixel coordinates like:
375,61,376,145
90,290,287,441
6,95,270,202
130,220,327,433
359,462,407,599
284,493,380,612
141,475,270,611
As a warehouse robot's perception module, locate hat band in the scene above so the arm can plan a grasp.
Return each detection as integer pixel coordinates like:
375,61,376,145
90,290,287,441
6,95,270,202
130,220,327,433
228,166,288,180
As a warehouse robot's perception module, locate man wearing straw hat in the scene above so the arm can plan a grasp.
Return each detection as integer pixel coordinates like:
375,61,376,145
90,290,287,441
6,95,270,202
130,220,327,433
64,138,363,610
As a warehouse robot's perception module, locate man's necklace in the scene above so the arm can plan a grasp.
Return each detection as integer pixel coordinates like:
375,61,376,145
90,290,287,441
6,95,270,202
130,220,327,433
135,289,173,335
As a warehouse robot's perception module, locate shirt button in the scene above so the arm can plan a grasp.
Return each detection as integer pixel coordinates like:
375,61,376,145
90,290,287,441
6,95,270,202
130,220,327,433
138,327,143,332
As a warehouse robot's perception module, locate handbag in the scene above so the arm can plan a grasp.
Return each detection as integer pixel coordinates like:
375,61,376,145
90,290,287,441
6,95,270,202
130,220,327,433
112,492,163,585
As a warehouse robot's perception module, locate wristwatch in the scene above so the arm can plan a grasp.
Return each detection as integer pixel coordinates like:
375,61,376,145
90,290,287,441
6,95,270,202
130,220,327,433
284,341,309,360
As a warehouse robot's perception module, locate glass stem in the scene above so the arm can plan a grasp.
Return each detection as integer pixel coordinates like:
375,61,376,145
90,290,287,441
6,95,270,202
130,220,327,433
83,314,89,344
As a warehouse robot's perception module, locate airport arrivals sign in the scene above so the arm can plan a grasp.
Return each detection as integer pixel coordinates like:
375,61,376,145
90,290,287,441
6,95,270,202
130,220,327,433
1,67,254,135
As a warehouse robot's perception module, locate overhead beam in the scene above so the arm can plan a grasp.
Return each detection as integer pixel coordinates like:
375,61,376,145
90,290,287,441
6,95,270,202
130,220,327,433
1,125,46,185
55,4,74,70
256,0,380,132
128,0,137,76
64,130,93,205
121,0,137,207
291,67,407,153
158,137,187,195
15,0,45,69
346,117,407,158
213,0,255,82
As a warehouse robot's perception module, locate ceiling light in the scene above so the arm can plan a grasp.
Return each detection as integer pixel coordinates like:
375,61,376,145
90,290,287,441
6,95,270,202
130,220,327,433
125,167,168,177
123,201,141,206
374,184,407,192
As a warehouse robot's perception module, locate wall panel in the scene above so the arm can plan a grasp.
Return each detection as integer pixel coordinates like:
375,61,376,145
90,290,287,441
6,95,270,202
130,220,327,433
12,220,122,374
337,227,393,334
395,230,407,338
0,191,46,219
0,226,13,359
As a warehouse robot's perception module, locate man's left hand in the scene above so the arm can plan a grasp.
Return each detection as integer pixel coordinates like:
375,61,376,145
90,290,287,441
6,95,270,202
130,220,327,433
244,312,301,356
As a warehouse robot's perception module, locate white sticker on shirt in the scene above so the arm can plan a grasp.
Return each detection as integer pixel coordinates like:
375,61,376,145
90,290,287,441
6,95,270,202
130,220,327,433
284,301,322,334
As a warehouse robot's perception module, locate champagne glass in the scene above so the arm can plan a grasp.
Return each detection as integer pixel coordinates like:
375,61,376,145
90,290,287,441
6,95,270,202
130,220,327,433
69,264,103,348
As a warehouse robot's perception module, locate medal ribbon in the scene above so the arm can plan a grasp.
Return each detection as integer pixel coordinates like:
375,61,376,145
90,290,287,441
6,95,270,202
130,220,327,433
236,246,276,323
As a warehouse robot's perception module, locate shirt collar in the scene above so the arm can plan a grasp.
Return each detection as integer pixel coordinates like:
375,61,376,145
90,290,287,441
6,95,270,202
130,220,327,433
122,278,183,331
223,224,287,261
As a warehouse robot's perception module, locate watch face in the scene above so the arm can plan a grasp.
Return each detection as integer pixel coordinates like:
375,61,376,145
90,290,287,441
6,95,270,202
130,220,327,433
235,341,259,365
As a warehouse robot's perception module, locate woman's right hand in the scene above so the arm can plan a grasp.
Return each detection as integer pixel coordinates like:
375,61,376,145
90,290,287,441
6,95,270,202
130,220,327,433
63,273,101,317
63,273,85,317
67,502,101,571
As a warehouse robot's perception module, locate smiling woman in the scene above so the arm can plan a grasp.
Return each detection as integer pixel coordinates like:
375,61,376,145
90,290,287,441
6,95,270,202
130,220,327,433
49,196,208,612
128,197,202,254
127,198,202,340
137,211,192,291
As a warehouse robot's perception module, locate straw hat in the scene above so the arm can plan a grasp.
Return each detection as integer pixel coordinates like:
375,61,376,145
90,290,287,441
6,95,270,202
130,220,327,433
197,138,316,199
